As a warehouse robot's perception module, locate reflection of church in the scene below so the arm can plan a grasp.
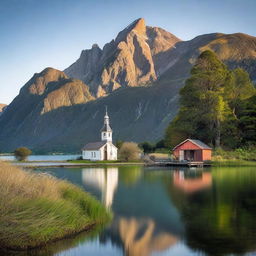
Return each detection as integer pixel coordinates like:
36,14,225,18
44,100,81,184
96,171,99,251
82,168,118,207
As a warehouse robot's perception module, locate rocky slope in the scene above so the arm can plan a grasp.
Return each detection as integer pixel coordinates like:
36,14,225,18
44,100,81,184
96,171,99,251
65,18,181,97
0,104,7,116
0,19,256,153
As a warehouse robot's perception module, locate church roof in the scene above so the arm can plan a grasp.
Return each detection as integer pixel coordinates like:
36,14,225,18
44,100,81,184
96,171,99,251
82,141,107,150
82,141,118,150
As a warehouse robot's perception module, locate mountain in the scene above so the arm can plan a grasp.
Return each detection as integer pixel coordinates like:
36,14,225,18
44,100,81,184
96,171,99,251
155,32,256,85
0,104,7,116
0,19,256,153
65,18,181,97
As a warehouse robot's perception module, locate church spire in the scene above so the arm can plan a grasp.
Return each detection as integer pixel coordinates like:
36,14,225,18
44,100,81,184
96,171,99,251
101,106,112,142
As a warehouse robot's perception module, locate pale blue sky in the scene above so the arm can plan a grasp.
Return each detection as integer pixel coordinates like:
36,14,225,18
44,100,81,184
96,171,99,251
0,0,255,104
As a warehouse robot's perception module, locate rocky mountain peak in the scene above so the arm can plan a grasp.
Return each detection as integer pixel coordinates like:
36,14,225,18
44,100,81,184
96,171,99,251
91,43,101,49
0,104,7,115
115,18,146,43
128,17,146,34
65,18,181,97
22,68,68,95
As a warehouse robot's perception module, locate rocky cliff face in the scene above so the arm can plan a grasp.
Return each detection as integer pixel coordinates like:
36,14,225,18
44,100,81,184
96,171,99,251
19,67,94,114
0,19,256,153
0,68,94,151
65,18,181,97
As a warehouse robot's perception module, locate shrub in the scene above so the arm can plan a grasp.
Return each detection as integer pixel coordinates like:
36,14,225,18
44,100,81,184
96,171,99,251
139,142,155,153
14,147,32,161
119,142,142,161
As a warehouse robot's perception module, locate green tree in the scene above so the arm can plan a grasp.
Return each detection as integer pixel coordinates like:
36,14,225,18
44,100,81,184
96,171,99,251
139,142,155,153
165,50,230,148
225,68,255,116
14,147,32,161
155,139,165,149
238,95,256,145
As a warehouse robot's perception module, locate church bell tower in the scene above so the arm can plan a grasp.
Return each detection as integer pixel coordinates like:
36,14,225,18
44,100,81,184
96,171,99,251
101,107,112,142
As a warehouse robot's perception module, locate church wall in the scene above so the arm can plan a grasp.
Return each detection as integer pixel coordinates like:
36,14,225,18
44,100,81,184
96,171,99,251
82,150,101,161
107,143,117,160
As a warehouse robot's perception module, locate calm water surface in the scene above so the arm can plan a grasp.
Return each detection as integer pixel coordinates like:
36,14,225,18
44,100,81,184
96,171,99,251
0,154,79,161
10,166,256,256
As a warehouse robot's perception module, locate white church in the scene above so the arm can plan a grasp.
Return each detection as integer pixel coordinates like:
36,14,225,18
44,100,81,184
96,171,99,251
82,109,118,161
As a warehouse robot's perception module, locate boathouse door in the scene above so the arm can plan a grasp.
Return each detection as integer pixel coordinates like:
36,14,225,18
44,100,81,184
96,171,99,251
185,150,195,161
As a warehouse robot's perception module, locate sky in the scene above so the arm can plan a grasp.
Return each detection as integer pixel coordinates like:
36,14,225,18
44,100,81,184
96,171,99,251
0,0,255,104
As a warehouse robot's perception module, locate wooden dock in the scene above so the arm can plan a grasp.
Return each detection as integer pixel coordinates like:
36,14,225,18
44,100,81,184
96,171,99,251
152,159,211,167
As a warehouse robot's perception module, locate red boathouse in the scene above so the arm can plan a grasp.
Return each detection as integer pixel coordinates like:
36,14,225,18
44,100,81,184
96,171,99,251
173,139,212,162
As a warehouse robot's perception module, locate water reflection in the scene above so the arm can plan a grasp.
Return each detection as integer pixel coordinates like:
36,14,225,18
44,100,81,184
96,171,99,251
82,168,118,207
169,167,256,256
107,217,178,256
173,170,212,193
5,166,256,256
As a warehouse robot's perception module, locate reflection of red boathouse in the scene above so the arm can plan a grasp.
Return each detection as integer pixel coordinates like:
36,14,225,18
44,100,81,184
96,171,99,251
173,139,212,162
173,171,212,193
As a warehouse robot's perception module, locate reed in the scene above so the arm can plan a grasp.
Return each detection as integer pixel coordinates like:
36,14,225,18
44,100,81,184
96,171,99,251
0,161,111,250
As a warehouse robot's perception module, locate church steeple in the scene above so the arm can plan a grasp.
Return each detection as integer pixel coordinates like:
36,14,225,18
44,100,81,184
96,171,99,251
101,106,112,142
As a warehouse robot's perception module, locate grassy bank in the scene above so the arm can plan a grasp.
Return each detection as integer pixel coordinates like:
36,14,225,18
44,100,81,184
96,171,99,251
212,160,256,167
212,148,256,166
0,161,111,250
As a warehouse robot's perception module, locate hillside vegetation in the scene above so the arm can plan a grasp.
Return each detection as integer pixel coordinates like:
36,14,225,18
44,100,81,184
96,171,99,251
165,50,256,149
0,162,111,250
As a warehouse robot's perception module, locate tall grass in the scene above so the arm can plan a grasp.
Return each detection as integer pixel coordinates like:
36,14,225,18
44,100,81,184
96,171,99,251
212,147,256,166
0,161,111,250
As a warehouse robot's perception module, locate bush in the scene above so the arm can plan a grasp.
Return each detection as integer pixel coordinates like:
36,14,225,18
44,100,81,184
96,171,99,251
119,142,142,161
139,142,155,153
213,147,256,161
14,147,32,161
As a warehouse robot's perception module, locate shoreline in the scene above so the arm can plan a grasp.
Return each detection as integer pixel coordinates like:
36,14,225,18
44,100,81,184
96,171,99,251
11,161,145,168
3,160,256,168
1,223,96,252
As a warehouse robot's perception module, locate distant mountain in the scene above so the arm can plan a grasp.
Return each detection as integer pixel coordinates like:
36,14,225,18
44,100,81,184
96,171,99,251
0,19,256,153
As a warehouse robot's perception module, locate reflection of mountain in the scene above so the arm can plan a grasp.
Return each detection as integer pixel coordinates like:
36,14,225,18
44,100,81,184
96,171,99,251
173,171,212,193
97,169,186,256
82,168,118,207
101,217,178,256
118,218,178,256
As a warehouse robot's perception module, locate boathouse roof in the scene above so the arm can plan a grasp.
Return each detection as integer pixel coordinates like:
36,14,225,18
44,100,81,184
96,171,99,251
173,139,212,150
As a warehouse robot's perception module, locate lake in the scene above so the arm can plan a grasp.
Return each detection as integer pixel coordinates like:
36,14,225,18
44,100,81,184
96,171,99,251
7,165,256,256
0,154,80,161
